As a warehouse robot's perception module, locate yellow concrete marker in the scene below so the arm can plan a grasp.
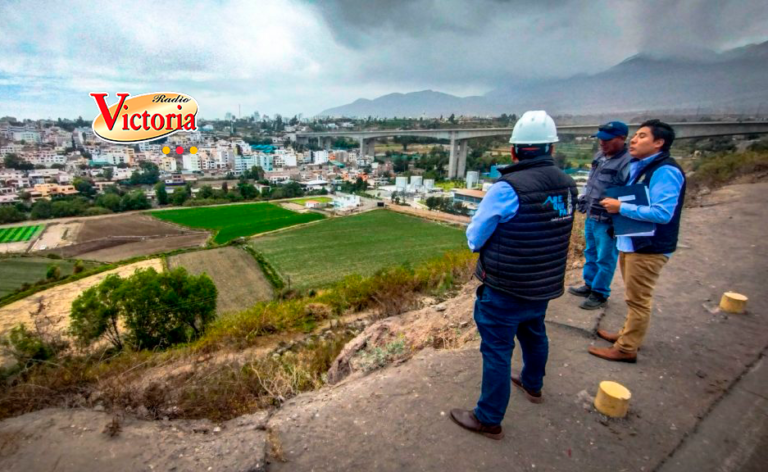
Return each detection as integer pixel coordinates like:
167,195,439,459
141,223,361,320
719,292,748,314
594,381,631,418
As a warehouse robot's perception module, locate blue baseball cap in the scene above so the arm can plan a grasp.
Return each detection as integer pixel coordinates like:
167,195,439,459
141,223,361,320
592,121,628,140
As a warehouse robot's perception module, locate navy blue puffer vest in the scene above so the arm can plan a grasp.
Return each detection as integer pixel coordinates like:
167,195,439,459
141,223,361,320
475,156,578,301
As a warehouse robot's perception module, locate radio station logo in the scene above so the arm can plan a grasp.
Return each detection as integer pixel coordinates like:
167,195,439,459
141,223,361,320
90,92,199,144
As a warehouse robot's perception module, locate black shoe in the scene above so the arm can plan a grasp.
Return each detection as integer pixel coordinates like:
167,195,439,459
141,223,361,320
568,285,591,297
579,292,607,310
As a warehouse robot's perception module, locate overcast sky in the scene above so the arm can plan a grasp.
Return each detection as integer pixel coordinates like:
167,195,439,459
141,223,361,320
1,0,766,120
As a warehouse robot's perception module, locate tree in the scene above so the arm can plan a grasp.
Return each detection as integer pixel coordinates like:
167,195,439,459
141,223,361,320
237,182,258,200
425,196,439,211
120,190,151,211
155,182,168,205
170,187,189,206
3,154,34,171
95,193,122,212
221,181,229,194
103,167,114,181
129,161,159,185
30,200,53,219
70,274,126,350
0,206,26,224
46,265,61,281
69,268,217,351
72,177,96,197
448,113,456,124
198,185,214,199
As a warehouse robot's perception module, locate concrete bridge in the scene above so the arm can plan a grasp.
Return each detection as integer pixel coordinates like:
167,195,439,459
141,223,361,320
296,121,768,178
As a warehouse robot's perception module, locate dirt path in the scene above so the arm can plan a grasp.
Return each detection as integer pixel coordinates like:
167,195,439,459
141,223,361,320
385,203,470,226
0,183,765,471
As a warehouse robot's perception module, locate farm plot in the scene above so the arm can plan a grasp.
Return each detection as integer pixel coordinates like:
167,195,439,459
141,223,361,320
250,209,467,291
0,257,103,298
289,197,333,205
168,247,273,315
0,225,44,243
47,214,208,262
151,203,325,244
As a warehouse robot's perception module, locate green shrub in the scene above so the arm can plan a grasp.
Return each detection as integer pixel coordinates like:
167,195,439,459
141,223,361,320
46,265,61,280
70,267,218,351
0,324,62,366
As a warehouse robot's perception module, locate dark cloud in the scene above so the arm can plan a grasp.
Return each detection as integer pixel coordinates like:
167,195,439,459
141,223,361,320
304,0,768,90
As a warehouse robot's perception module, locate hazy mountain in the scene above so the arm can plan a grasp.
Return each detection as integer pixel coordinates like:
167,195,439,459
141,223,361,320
319,41,768,118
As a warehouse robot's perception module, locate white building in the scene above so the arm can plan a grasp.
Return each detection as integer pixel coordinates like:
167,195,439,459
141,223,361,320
25,150,66,167
395,176,408,191
333,194,361,210
466,171,480,189
233,154,259,174
313,150,329,165
12,130,41,144
273,149,297,168
182,154,202,172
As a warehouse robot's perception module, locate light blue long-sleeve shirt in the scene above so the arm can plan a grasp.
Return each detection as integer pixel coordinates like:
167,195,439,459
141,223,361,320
466,182,519,252
616,153,685,253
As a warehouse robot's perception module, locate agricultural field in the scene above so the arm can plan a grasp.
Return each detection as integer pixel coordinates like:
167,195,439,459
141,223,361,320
168,247,273,315
0,225,44,244
47,215,208,262
0,257,102,298
250,210,467,291
289,197,333,205
151,203,325,244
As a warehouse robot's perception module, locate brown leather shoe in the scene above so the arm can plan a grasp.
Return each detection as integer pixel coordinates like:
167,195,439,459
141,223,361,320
511,375,543,404
596,329,620,343
449,409,505,440
588,346,637,363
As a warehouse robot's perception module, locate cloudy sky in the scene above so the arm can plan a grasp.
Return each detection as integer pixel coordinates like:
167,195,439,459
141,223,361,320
1,0,766,120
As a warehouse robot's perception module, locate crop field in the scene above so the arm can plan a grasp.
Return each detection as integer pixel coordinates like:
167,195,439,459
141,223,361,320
0,257,102,298
151,203,325,244
289,197,333,205
0,225,44,244
250,210,467,291
168,247,273,315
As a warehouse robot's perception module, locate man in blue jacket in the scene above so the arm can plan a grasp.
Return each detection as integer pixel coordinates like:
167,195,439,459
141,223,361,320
450,111,577,440
590,120,685,363
568,121,631,310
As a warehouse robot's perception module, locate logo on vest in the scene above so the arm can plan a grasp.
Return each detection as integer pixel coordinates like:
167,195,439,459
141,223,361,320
544,193,573,220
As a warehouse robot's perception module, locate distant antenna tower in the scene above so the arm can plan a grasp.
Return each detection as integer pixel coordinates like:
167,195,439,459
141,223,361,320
238,104,241,119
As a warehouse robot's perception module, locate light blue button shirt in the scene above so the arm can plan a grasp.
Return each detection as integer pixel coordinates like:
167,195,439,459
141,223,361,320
616,153,684,254
466,182,519,252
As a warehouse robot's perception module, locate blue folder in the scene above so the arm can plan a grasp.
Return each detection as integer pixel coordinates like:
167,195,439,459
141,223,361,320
604,184,656,237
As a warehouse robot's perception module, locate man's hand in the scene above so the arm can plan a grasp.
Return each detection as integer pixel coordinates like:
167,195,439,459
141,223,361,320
600,198,622,214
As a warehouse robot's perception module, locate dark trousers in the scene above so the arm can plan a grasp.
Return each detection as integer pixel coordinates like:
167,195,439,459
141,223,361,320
473,284,549,426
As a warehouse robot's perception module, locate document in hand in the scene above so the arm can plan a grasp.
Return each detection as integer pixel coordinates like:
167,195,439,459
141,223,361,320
604,184,656,237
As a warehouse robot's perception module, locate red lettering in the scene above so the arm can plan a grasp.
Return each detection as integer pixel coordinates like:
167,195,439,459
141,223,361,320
165,113,176,130
142,111,150,130
176,113,182,129
122,114,129,130
130,114,142,130
151,114,165,130
183,114,196,130
90,93,129,131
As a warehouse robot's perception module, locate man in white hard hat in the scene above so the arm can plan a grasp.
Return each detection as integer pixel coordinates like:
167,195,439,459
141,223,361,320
451,111,578,440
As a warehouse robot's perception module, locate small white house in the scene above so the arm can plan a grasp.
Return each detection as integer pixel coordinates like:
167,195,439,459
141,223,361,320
333,194,360,210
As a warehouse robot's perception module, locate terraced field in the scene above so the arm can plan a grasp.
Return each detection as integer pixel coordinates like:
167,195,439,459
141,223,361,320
151,203,324,244
250,210,467,291
0,225,44,244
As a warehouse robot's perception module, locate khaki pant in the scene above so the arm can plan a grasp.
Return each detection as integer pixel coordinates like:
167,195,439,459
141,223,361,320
615,252,668,354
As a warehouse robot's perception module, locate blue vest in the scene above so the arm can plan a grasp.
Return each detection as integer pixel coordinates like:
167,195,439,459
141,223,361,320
475,156,578,301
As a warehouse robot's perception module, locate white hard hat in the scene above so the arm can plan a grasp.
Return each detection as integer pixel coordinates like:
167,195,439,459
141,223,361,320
509,110,559,144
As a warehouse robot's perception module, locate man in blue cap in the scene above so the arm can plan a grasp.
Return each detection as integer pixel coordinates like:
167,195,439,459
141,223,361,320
568,121,631,309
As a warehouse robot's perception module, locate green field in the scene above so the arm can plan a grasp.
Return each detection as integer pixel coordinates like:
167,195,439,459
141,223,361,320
289,197,333,205
150,203,325,244
0,225,44,244
0,257,102,298
250,210,467,291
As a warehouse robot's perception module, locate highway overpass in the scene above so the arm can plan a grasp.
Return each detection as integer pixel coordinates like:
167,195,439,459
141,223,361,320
296,121,768,178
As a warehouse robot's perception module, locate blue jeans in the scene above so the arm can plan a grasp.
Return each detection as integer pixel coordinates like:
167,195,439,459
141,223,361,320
582,218,619,297
473,284,549,426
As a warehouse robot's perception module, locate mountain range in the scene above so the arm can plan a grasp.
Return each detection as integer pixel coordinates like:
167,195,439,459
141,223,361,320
318,41,768,118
